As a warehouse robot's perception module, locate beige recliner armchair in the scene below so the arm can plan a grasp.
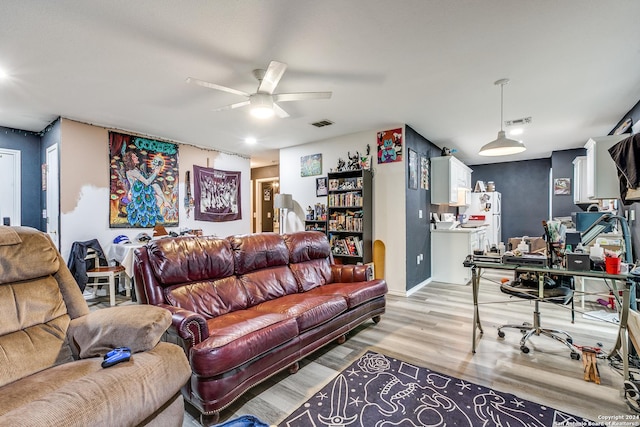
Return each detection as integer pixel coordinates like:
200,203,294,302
0,226,191,427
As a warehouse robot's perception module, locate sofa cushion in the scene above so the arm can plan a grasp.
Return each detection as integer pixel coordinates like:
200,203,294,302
252,293,348,332
146,236,235,286
307,280,388,309
285,231,333,291
229,233,290,275
191,312,298,377
0,276,73,388
0,342,190,427
166,276,249,318
0,226,59,285
239,266,300,307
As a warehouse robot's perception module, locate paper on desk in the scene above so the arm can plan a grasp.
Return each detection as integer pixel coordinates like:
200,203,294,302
582,310,619,324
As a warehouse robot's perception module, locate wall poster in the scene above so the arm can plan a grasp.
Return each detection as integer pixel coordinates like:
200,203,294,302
301,153,323,177
377,128,403,164
420,155,429,190
109,131,179,228
193,165,242,222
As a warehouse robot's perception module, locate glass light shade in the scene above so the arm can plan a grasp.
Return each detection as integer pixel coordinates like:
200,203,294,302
250,106,274,119
479,130,526,156
250,93,275,119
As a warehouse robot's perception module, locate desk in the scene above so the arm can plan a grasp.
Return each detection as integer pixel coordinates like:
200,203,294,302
465,257,634,381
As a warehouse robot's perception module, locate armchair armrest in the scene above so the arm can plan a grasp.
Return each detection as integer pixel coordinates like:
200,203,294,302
67,305,171,358
331,264,370,283
161,304,209,347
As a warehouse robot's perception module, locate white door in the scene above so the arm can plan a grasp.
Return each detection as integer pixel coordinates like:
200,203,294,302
0,148,21,226
46,145,60,248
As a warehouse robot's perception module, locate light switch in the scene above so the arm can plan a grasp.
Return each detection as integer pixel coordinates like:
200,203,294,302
419,209,423,218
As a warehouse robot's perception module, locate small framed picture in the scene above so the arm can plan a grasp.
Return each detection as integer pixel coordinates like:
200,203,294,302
316,177,328,197
301,153,322,177
554,178,571,195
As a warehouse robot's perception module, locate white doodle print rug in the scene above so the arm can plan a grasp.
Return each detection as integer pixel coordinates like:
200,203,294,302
278,351,601,427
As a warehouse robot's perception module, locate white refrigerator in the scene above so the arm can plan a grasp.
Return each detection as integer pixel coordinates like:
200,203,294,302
466,191,501,248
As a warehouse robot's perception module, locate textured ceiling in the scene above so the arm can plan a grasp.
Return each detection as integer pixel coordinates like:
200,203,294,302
1,0,639,167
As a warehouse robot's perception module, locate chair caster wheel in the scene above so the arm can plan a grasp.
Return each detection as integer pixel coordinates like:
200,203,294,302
520,345,530,354
498,330,505,338
570,352,581,360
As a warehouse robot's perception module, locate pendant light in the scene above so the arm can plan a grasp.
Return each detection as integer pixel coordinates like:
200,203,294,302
479,78,526,156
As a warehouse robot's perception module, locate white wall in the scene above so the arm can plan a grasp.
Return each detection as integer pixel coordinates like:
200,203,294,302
59,119,251,261
279,126,408,295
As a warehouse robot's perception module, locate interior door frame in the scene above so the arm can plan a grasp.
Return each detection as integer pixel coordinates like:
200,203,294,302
0,148,21,226
254,177,279,233
46,144,60,248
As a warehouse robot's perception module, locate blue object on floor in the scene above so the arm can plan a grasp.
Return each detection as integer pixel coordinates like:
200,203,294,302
213,415,270,427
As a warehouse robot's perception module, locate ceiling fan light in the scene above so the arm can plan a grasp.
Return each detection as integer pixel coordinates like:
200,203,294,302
250,93,275,119
479,130,526,156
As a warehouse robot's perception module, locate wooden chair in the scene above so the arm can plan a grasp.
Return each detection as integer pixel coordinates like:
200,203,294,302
85,248,127,306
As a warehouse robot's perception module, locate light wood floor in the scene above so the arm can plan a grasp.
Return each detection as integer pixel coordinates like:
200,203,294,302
174,271,637,426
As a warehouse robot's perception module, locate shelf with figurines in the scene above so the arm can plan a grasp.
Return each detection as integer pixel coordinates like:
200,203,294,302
304,203,328,234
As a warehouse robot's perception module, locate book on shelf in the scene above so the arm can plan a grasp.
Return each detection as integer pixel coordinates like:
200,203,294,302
330,234,363,257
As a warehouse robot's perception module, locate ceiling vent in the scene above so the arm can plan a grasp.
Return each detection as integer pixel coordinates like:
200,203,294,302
505,116,532,127
311,119,334,128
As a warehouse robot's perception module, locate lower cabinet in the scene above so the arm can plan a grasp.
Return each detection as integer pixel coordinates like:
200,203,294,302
431,228,486,285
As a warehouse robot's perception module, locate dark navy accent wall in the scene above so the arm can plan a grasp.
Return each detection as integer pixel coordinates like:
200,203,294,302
470,158,550,242
404,125,441,292
0,126,42,228
551,148,586,219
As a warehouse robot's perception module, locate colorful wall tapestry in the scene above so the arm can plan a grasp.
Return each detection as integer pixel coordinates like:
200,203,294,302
377,128,403,164
109,132,179,228
193,165,241,222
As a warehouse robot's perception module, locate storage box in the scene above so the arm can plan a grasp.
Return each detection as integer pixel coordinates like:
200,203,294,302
566,252,590,271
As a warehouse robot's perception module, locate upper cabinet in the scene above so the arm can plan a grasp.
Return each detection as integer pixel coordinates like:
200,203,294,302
584,135,626,200
572,156,590,204
431,156,472,205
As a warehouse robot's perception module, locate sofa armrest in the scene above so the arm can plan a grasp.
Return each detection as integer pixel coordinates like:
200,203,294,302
331,264,370,283
162,304,209,347
67,305,171,358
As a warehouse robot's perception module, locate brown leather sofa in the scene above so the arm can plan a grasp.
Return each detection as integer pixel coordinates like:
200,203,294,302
134,231,387,425
0,226,192,427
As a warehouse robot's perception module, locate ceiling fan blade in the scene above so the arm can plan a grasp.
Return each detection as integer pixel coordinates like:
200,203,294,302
186,77,250,97
212,100,250,112
274,92,332,102
273,103,290,118
257,61,287,94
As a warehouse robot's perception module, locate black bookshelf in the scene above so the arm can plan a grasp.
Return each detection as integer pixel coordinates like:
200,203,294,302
327,169,372,264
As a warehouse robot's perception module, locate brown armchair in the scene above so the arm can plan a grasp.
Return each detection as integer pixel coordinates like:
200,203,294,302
0,226,191,427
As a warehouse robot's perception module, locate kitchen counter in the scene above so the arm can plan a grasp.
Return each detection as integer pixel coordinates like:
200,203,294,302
431,227,487,285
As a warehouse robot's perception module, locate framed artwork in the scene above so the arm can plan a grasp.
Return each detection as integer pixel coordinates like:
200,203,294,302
193,165,242,222
408,148,418,189
301,153,322,177
316,177,328,197
420,155,429,190
108,131,179,228
554,178,571,195
377,128,403,164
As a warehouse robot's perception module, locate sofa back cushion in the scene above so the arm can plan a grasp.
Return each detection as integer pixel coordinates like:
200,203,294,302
0,227,74,387
285,231,333,292
229,233,290,275
165,276,249,317
146,236,235,286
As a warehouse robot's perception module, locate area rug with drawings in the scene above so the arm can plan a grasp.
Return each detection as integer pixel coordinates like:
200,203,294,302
278,350,601,427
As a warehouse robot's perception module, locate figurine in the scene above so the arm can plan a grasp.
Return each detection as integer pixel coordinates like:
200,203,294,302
337,158,346,172
347,151,361,170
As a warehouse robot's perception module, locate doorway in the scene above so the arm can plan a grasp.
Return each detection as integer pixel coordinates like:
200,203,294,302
46,145,60,248
0,148,21,226
254,178,279,233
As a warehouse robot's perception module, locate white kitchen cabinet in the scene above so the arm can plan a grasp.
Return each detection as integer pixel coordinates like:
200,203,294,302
431,227,486,285
584,135,627,200
431,156,473,205
572,156,590,204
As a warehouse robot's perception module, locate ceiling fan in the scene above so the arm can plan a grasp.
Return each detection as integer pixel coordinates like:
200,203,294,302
187,60,332,119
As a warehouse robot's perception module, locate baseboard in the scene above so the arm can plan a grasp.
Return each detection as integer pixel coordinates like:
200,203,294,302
387,277,432,297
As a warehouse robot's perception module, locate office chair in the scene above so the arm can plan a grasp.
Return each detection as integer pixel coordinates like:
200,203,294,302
498,272,580,359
